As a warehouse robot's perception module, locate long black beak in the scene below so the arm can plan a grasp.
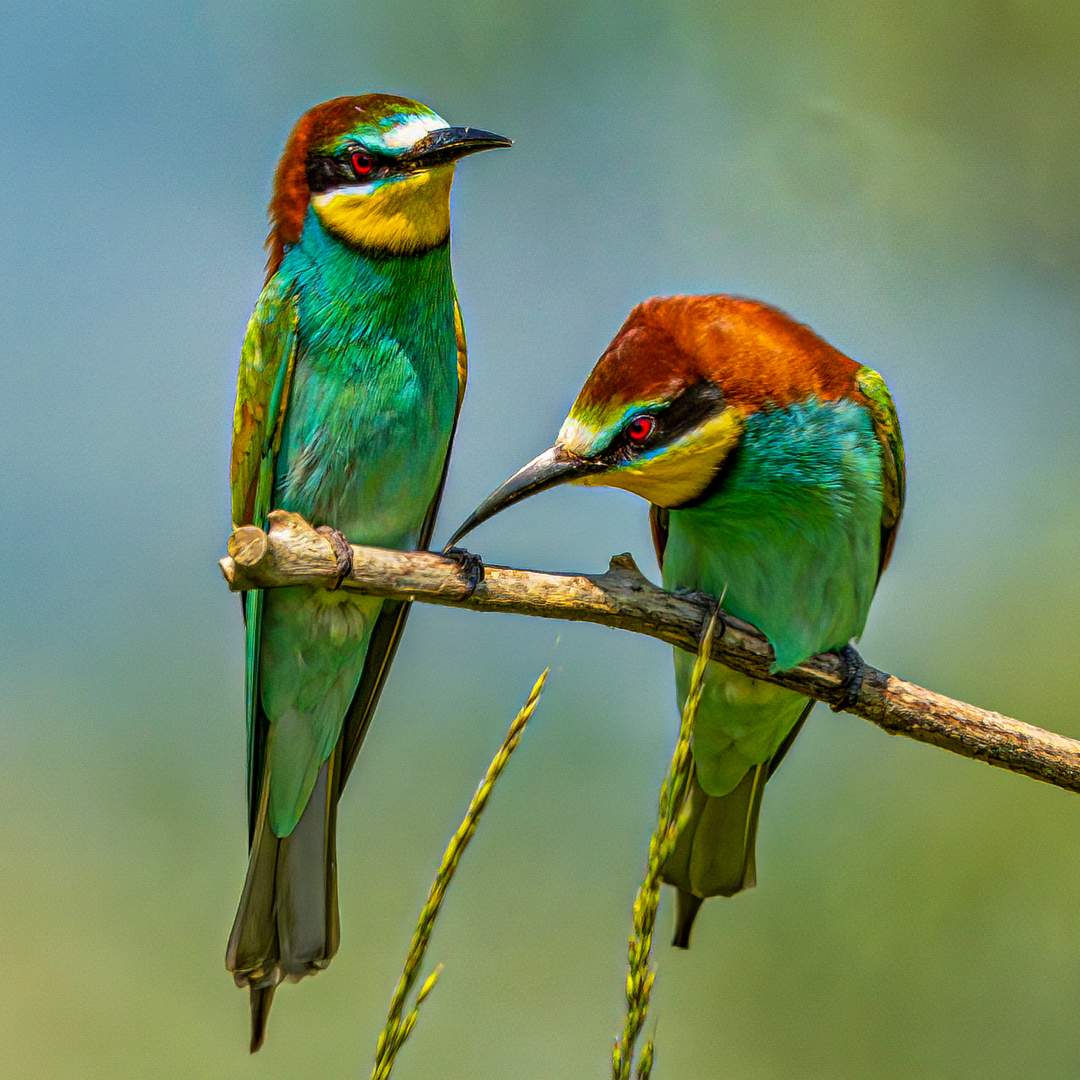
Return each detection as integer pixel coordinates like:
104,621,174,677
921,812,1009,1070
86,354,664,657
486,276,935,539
407,127,513,167
443,445,602,552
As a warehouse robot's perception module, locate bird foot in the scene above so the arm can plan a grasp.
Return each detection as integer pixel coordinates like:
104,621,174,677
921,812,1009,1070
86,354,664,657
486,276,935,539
315,526,353,590
444,546,485,599
831,643,865,713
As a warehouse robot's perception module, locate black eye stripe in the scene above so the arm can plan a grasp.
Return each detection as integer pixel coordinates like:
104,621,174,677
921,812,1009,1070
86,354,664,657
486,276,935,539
305,147,397,192
593,382,726,466
305,153,346,193
652,382,725,441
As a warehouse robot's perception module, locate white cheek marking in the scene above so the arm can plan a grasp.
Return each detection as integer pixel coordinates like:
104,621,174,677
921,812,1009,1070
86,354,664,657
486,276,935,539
312,185,375,205
557,417,603,455
381,113,448,149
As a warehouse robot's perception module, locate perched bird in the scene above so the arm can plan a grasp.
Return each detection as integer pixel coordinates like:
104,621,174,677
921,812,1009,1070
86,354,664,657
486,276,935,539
445,295,904,947
227,94,510,1050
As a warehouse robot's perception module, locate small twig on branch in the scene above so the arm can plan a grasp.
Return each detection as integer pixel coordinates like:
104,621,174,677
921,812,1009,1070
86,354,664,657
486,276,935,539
220,510,1080,797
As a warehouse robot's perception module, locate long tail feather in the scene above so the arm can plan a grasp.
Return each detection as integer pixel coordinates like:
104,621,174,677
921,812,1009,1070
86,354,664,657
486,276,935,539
672,892,704,949
226,757,340,1051
249,987,276,1053
662,763,767,946
662,702,815,947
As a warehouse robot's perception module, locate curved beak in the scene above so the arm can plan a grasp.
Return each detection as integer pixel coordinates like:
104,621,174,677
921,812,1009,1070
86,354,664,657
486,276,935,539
443,445,602,552
406,127,513,167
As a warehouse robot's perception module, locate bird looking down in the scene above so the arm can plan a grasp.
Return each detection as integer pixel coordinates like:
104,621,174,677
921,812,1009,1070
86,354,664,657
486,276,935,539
446,294,904,946
227,94,510,1050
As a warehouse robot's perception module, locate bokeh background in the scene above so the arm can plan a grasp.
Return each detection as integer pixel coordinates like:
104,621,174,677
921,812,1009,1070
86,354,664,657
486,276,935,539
2,1,1079,1077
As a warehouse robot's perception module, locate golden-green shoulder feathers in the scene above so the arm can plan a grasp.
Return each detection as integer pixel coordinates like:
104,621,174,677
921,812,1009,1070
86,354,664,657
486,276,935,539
230,280,299,529
855,365,905,574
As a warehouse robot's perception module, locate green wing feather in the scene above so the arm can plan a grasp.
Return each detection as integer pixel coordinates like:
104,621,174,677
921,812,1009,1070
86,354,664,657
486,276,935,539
229,278,299,836
231,279,299,529
855,365,906,576
335,295,469,794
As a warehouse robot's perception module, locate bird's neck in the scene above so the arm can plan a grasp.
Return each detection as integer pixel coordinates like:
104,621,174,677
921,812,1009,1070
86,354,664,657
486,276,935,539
290,204,453,289
684,398,883,517
282,207,456,370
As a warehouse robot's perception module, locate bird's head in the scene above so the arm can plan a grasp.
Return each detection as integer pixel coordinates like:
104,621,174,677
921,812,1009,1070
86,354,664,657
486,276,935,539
446,295,863,549
266,94,511,276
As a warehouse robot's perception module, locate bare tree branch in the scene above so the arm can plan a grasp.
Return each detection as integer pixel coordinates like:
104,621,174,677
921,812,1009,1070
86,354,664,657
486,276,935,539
220,510,1080,796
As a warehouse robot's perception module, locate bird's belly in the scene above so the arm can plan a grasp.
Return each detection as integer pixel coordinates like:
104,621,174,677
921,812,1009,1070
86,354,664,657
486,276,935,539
326,427,450,548
661,509,844,797
274,344,457,550
672,643,809,796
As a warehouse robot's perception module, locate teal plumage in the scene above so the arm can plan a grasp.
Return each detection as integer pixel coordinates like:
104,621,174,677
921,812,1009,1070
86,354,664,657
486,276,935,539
445,294,904,947
259,210,458,834
654,392,895,937
661,398,885,794
226,95,509,1050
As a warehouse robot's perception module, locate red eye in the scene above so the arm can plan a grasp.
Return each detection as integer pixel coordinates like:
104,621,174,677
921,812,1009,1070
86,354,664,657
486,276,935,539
351,151,373,176
626,415,655,442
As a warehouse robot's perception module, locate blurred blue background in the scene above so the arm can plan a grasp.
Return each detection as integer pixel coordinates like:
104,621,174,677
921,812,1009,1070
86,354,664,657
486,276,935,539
2,1,1079,1076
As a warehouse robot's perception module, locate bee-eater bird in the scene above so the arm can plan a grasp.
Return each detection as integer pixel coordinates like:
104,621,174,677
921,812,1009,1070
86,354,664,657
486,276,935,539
445,295,904,947
227,94,510,1050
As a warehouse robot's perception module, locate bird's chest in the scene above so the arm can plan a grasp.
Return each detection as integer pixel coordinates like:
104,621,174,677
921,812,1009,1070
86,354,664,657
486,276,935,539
274,277,458,548
661,399,885,671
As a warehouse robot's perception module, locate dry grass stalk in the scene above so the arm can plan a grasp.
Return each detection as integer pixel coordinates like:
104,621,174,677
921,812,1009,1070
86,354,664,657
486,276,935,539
613,610,719,1080
370,669,549,1080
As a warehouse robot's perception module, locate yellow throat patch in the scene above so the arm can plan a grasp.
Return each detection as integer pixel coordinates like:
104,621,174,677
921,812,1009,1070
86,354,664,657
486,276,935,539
312,165,455,254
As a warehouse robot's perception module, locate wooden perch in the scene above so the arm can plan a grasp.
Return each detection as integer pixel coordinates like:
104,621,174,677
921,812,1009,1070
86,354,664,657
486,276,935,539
221,510,1080,796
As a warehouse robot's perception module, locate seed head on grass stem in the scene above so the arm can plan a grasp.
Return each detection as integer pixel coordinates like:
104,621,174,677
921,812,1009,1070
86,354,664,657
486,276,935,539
613,608,720,1080
370,669,549,1080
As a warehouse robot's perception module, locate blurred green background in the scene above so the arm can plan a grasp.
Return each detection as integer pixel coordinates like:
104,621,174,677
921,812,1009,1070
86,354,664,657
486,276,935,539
2,0,1079,1076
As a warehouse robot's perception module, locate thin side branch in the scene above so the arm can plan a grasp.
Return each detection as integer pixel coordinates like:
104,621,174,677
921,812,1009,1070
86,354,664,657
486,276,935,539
220,511,1080,796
